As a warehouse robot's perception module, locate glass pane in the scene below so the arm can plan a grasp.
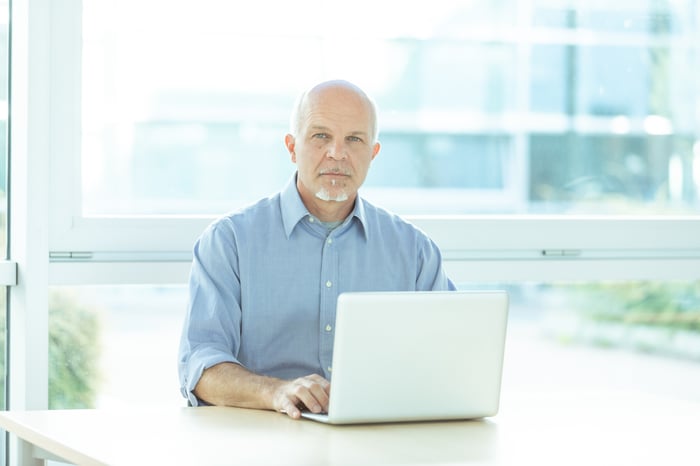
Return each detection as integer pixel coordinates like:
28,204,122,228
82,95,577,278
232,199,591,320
81,0,700,216
457,280,700,401
48,285,185,409
48,281,700,408
529,133,698,213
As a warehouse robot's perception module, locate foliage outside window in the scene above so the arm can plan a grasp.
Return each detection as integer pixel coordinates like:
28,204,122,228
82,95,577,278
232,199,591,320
0,292,102,409
546,282,700,360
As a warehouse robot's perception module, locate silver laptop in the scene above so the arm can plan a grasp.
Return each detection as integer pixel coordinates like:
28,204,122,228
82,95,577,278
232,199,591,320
302,290,509,424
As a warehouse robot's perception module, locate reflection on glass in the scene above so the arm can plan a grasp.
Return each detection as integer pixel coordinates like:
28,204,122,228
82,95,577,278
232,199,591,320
48,281,700,408
81,1,700,216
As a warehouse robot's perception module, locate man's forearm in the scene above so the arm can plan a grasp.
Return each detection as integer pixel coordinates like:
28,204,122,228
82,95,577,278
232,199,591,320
192,362,331,419
193,361,282,409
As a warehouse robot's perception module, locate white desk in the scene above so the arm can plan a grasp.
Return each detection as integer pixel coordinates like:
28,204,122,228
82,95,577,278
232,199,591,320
1,390,699,465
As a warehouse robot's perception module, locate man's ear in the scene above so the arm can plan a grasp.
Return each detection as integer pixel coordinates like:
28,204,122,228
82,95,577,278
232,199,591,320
284,134,297,163
370,141,381,161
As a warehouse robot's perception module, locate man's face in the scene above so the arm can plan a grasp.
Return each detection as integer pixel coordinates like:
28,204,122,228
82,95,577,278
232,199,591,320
285,85,380,207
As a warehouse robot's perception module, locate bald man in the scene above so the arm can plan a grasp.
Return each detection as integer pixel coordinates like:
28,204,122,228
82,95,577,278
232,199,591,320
178,80,455,419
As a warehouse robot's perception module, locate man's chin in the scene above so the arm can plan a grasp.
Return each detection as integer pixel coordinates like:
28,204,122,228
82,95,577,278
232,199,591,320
315,188,350,203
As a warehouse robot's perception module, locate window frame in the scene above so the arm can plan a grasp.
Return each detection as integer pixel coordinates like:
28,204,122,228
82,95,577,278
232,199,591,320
8,0,51,463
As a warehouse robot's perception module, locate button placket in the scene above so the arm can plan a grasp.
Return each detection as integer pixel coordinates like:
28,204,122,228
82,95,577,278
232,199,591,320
319,231,338,378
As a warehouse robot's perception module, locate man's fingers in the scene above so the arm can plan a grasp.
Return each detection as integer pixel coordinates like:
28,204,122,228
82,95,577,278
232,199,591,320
309,374,332,392
295,389,322,413
273,374,331,419
308,382,330,411
286,407,302,419
295,376,330,413
279,399,301,419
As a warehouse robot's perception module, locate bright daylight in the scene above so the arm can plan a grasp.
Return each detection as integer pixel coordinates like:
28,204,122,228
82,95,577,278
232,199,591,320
0,1,699,465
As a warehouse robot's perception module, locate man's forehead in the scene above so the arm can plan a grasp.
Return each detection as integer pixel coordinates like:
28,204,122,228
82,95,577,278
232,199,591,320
298,85,376,139
303,103,371,129
306,84,370,111
308,122,368,132
304,121,371,137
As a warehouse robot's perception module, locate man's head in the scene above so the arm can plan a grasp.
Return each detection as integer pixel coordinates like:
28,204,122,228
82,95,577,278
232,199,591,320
284,80,381,217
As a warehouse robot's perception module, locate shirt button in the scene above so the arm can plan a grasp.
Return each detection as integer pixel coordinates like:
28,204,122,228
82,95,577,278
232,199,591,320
325,324,332,332
328,366,333,373
308,216,315,223
326,280,332,288
327,238,333,245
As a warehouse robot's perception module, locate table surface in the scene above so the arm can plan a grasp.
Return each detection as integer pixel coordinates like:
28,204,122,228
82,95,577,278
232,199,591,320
1,390,699,466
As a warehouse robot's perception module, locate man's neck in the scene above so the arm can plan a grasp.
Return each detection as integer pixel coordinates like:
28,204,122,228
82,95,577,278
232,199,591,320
304,196,355,223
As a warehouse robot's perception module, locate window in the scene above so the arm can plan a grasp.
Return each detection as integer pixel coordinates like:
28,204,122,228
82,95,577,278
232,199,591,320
9,0,700,439
48,285,184,409
76,0,700,217
48,281,700,409
42,0,699,268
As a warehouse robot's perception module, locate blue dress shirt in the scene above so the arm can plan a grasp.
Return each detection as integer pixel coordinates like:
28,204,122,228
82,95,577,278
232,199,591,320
178,174,456,406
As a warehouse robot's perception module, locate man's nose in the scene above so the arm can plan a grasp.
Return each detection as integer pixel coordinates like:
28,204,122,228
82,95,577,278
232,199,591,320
326,142,347,160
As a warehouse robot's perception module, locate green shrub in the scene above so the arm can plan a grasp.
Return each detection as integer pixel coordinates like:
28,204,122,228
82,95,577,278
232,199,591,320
0,291,102,409
567,281,700,332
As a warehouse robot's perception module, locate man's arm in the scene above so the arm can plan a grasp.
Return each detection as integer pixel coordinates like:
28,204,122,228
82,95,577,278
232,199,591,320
193,362,330,419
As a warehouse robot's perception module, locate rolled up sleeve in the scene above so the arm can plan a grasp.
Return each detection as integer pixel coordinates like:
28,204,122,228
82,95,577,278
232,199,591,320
178,219,243,406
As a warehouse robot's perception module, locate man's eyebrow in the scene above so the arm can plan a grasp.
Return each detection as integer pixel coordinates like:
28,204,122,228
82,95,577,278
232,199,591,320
309,125,331,133
308,126,369,138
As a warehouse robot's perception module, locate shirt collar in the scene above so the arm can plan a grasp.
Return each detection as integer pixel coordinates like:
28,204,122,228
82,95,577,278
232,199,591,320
280,172,369,241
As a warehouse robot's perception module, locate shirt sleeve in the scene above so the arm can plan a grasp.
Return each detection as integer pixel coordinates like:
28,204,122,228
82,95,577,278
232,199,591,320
178,219,244,406
416,236,457,291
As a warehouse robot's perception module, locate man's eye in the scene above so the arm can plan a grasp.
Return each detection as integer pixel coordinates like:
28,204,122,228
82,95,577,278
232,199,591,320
347,136,362,143
313,133,329,139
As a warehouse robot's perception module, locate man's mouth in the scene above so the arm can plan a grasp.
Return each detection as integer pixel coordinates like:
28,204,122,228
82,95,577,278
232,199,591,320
318,170,350,187
319,168,350,175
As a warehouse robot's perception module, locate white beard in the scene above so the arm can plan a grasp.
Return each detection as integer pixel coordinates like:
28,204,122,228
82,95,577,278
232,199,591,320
315,187,349,202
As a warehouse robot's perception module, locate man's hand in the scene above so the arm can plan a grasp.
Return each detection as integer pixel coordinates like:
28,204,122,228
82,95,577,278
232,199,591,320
193,363,330,419
272,374,331,419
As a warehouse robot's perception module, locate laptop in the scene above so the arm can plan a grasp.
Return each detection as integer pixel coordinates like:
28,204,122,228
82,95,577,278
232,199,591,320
301,290,509,424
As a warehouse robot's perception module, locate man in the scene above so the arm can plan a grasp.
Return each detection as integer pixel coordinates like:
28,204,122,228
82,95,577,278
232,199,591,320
178,80,455,419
